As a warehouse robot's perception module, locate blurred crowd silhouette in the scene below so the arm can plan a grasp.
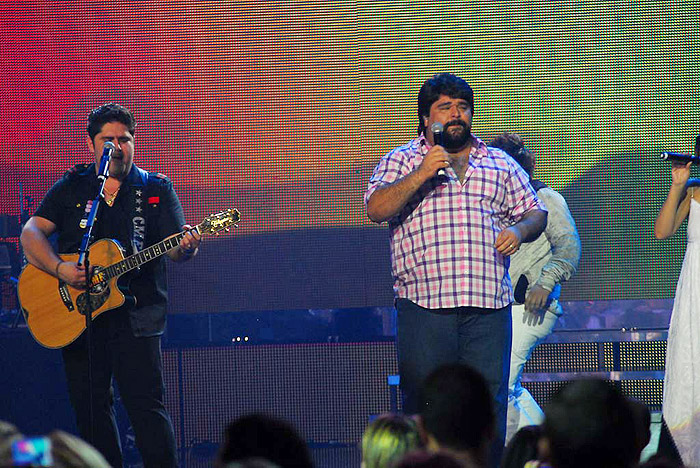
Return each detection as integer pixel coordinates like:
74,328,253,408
1,363,682,468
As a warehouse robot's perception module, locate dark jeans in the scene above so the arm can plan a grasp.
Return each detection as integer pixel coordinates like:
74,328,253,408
62,310,177,468
396,298,511,466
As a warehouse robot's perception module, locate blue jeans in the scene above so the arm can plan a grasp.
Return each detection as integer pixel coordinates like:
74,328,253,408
396,298,511,463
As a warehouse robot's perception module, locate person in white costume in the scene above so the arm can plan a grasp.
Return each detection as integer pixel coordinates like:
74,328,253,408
489,133,581,443
654,159,700,466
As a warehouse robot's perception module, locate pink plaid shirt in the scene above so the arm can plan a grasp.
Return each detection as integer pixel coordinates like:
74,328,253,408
365,134,546,310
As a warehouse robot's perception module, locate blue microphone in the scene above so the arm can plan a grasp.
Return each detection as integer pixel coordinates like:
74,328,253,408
660,152,700,165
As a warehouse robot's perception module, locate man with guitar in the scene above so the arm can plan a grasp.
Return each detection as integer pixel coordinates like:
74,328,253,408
20,103,200,467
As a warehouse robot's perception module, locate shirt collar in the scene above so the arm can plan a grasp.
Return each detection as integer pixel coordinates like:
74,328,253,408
416,132,489,159
85,163,145,191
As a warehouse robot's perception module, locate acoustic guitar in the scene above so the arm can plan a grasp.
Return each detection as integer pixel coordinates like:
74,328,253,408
18,209,240,349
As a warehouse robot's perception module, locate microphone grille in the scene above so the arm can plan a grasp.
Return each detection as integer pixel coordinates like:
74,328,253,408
103,141,116,150
430,122,444,133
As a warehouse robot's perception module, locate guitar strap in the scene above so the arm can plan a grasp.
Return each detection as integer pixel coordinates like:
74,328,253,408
130,166,150,254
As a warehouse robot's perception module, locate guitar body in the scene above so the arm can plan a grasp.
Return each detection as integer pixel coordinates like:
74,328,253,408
18,238,128,349
18,208,239,349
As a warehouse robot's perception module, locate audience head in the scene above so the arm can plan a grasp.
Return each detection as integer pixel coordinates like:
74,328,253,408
0,425,109,468
0,420,23,466
361,413,423,468
418,364,494,464
488,132,535,179
395,450,465,468
500,425,543,468
221,459,282,468
627,397,651,461
216,413,313,468
49,430,111,468
541,378,638,468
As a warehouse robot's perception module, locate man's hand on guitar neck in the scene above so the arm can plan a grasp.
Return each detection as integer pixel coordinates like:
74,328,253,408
170,224,202,262
55,261,88,290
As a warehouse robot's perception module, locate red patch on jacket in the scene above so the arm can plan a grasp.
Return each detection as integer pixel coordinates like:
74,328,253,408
148,196,160,204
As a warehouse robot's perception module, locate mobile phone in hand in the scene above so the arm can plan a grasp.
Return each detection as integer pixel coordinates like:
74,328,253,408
11,436,53,466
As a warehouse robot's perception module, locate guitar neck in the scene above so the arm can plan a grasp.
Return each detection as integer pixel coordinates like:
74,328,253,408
100,226,201,282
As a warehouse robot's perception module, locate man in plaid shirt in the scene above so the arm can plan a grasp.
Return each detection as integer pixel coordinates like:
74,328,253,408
365,73,547,463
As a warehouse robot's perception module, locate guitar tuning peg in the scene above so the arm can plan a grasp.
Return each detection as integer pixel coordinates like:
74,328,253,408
225,227,230,232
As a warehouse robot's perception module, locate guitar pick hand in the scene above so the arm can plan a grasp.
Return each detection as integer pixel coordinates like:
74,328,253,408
56,261,88,289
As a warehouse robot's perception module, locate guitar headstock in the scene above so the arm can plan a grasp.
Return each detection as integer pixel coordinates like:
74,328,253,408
198,209,241,236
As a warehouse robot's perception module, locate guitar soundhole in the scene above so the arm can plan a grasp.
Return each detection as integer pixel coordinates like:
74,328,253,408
90,267,108,294
76,268,110,315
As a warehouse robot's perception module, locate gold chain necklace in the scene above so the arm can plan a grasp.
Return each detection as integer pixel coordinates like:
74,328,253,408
103,186,120,207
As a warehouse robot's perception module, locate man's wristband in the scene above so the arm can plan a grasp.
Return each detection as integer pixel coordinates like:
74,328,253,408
55,260,64,277
178,246,196,257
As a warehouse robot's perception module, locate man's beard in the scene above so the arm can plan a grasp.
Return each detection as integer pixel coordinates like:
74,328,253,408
109,156,129,179
442,120,471,152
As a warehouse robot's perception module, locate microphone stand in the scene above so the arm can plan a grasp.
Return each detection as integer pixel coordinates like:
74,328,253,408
12,183,31,328
77,145,113,444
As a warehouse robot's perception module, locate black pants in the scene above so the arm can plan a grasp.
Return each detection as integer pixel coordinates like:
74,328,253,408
62,310,177,468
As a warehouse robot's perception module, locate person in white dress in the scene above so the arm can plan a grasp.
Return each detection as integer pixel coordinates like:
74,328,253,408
654,159,700,466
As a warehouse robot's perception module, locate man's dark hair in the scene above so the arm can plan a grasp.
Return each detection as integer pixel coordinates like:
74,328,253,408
417,73,474,135
543,379,638,468
627,397,651,460
395,450,464,468
216,414,313,468
87,103,136,141
419,363,494,453
221,459,282,468
501,425,543,468
489,132,535,178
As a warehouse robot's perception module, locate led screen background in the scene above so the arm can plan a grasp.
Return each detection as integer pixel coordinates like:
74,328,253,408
1,1,698,312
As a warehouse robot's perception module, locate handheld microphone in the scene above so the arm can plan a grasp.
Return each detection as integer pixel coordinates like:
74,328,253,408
660,152,700,165
97,141,116,181
430,122,444,146
430,122,447,177
661,135,700,165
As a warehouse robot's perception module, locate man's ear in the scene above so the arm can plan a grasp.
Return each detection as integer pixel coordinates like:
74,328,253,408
86,136,95,154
